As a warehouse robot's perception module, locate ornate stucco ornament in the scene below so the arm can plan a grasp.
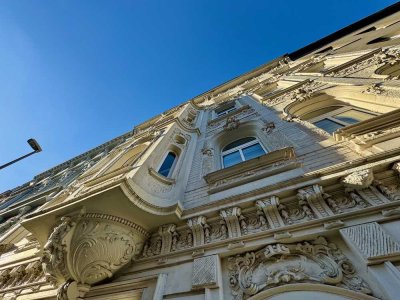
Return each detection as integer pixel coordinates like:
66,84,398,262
223,116,240,131
342,169,374,190
41,211,149,299
227,236,372,299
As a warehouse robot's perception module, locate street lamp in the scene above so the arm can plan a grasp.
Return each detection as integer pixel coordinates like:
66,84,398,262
0,138,42,170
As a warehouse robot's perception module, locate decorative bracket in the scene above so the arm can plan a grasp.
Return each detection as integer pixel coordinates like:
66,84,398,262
297,185,334,218
256,196,285,228
220,207,242,238
187,216,207,247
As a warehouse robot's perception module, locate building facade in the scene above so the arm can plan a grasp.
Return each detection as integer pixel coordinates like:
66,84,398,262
2,3,400,300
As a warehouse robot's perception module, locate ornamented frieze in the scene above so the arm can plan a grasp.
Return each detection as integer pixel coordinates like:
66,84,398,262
0,260,53,298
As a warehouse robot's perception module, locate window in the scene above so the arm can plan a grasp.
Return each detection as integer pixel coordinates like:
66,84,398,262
308,107,377,134
221,137,266,168
215,103,236,117
158,152,177,177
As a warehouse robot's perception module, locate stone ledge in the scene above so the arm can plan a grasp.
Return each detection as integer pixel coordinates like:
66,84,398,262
203,147,296,185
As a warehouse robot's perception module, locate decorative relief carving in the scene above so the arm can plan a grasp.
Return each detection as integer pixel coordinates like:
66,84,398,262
265,81,325,107
220,207,242,238
342,169,374,191
262,121,275,135
192,255,218,288
340,222,400,263
41,212,148,294
353,125,400,147
256,196,284,228
187,216,207,247
362,83,384,95
223,116,240,131
0,260,52,298
207,106,256,132
227,236,371,299
297,185,334,218
158,224,176,254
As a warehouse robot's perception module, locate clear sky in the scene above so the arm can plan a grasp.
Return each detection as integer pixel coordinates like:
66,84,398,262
0,0,398,192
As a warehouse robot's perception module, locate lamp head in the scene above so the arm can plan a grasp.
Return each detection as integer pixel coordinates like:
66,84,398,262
27,138,42,152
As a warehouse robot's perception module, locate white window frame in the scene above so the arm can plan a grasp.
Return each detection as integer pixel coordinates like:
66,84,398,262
157,151,179,178
221,137,267,168
308,106,379,130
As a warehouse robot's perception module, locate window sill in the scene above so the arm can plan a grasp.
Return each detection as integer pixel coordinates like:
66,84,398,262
148,168,176,185
333,108,400,149
204,147,296,185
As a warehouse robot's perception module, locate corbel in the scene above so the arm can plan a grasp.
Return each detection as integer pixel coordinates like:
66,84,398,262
297,185,333,218
256,196,285,228
219,207,242,238
187,216,207,247
158,224,177,254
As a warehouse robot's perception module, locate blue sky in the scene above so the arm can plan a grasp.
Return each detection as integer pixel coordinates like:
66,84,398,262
0,0,397,191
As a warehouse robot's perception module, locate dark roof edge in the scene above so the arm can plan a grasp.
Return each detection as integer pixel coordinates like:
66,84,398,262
288,1,400,60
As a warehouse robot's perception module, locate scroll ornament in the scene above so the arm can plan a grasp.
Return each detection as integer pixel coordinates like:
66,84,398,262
41,212,149,299
227,236,371,299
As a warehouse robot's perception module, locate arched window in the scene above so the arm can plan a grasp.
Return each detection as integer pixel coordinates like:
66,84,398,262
158,152,177,177
221,137,266,168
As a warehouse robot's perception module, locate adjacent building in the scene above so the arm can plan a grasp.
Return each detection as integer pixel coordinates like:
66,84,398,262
2,3,400,300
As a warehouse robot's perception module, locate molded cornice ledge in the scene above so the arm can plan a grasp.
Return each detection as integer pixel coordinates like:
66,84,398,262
204,147,296,184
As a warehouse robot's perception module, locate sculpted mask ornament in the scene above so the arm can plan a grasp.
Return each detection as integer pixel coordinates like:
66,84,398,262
42,212,148,299
227,236,371,299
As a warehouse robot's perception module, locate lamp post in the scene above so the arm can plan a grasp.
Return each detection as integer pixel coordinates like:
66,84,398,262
0,139,42,170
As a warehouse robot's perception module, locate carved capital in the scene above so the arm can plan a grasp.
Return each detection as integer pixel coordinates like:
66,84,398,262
220,207,242,238
187,216,207,247
342,169,374,190
42,212,149,296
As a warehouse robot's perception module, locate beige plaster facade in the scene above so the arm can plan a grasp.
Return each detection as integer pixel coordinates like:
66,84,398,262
2,3,400,300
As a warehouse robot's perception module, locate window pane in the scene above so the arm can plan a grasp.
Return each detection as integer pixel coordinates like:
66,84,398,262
223,151,242,168
334,109,375,125
242,143,265,161
313,119,344,134
223,137,256,152
158,152,176,177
